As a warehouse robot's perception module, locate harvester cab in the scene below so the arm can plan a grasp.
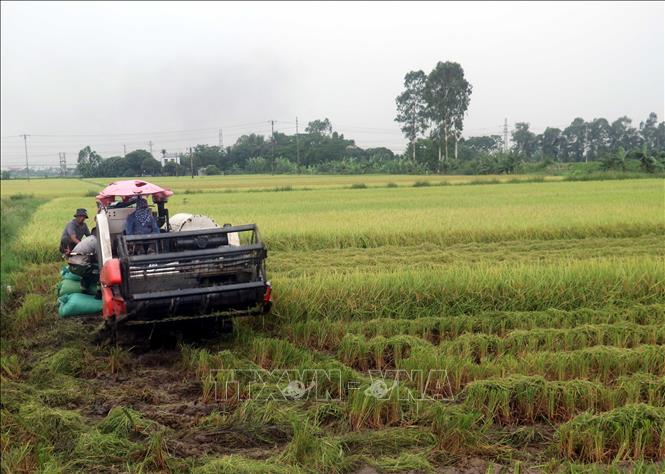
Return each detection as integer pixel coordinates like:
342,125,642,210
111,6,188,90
93,180,272,332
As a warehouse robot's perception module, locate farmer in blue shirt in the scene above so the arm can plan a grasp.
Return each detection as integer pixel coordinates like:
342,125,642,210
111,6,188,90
124,197,160,235
124,197,160,254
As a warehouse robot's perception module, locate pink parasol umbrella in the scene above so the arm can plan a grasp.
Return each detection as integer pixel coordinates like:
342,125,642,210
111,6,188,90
96,180,174,206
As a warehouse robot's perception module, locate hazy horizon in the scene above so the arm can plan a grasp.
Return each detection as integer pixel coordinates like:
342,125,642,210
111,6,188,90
1,1,663,168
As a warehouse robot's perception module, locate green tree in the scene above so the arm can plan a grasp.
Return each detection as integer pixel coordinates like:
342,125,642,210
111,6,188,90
305,118,332,136
228,134,269,169
411,136,439,171
511,123,537,159
637,143,658,173
98,156,128,177
562,118,589,162
124,149,155,176
610,116,640,151
193,144,223,168
496,152,519,174
395,70,429,161
163,160,178,176
274,157,298,174
656,122,665,151
639,112,659,151
600,147,626,171
205,164,221,175
464,135,502,155
246,157,269,173
365,147,395,162
77,146,102,177
587,118,611,160
424,61,472,168
539,127,562,160
141,156,162,176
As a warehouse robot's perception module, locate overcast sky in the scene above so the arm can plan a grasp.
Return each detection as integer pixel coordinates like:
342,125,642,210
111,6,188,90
1,1,663,168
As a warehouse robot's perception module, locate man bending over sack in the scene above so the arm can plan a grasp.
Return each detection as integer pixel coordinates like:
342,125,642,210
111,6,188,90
67,234,99,292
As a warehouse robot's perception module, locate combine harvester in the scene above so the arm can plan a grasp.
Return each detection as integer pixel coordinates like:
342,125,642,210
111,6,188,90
81,180,271,341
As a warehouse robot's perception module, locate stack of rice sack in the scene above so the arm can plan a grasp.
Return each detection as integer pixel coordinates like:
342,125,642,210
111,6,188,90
56,267,103,317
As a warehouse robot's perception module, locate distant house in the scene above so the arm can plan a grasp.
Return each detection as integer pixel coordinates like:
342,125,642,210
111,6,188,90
162,153,179,164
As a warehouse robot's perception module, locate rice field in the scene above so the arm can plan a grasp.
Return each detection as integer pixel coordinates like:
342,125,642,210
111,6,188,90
1,175,664,472
0,174,559,198
11,178,665,259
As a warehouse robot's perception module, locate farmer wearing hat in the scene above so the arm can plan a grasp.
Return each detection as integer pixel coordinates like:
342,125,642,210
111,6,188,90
59,208,91,256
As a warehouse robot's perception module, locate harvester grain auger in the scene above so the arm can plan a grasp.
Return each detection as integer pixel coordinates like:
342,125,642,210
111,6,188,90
92,180,272,340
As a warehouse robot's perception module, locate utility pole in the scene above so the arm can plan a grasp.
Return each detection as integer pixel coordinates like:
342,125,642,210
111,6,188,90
123,144,127,157
295,117,300,172
270,120,275,175
148,140,153,155
503,118,509,153
59,152,67,177
190,147,194,179
218,128,223,149
20,134,30,180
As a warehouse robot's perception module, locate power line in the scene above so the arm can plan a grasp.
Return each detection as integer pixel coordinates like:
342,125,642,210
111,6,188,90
1,135,224,152
1,119,505,168
0,129,271,147
2,162,66,167
333,124,399,131
1,123,502,148
5,121,272,139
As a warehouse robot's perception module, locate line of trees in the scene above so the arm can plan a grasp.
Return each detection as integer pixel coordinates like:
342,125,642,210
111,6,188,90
408,113,665,175
509,113,665,163
77,147,162,178
74,119,409,177
72,111,665,178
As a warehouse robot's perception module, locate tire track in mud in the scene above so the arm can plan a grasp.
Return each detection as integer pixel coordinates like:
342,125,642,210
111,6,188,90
81,343,288,460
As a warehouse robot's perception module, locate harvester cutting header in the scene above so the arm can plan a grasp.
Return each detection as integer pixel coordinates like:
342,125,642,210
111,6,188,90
59,180,272,336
